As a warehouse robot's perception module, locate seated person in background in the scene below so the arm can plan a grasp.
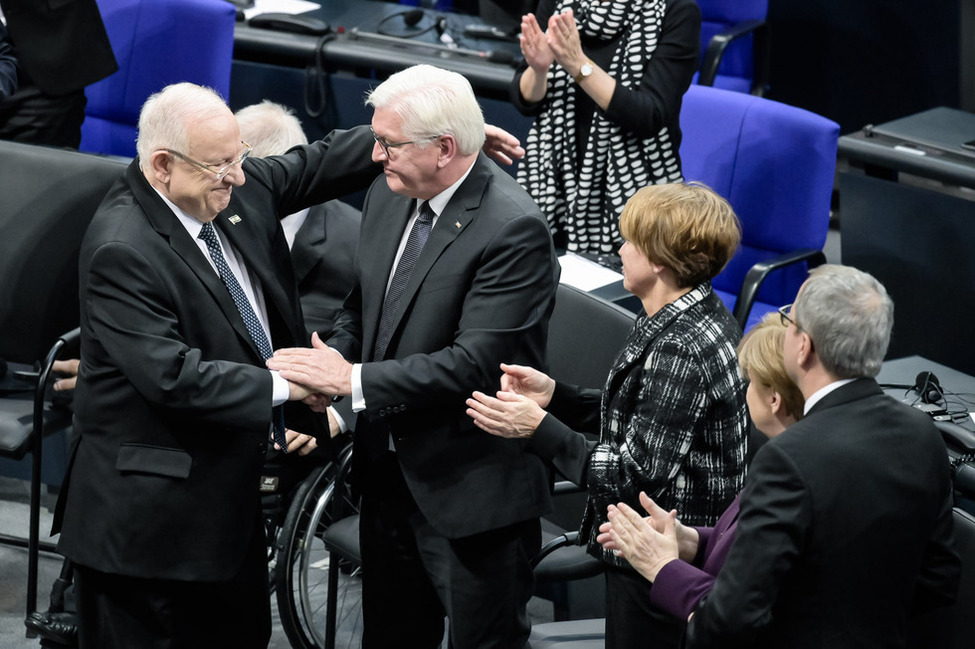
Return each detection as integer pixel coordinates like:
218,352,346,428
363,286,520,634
597,312,803,620
235,100,361,338
603,264,961,648
511,0,700,254
236,99,361,438
466,181,748,648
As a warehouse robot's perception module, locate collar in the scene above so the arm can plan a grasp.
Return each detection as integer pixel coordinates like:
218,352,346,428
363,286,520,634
424,158,476,217
803,378,857,415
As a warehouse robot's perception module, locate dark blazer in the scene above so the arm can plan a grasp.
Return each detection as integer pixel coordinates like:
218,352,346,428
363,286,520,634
56,126,378,582
0,22,15,96
686,378,961,649
291,200,361,338
327,153,559,539
528,284,747,561
0,0,116,95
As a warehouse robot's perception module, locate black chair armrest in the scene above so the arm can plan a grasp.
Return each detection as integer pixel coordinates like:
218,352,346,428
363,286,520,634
732,249,827,330
552,480,584,496
532,530,580,568
698,19,770,96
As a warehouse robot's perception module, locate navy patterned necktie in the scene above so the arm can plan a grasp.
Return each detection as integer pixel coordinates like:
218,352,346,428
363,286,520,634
199,221,288,450
373,202,435,362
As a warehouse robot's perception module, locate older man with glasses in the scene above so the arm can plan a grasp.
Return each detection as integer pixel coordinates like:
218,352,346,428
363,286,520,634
51,81,388,649
682,264,961,648
270,64,559,648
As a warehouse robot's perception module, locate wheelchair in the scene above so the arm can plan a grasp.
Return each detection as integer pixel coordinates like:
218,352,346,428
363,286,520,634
262,437,362,649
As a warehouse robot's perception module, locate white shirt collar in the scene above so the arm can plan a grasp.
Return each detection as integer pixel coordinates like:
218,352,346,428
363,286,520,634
803,378,857,415
422,158,476,218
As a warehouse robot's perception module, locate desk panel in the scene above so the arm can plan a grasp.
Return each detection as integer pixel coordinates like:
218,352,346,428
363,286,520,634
233,0,522,99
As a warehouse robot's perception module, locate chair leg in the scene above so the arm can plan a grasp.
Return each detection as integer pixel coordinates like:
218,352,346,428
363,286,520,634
325,549,340,649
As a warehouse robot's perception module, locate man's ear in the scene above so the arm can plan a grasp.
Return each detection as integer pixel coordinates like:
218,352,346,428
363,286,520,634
147,150,174,183
437,134,457,168
796,330,814,370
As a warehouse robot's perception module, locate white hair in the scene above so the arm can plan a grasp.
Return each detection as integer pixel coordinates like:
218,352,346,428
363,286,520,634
235,100,308,158
366,64,485,155
136,83,228,165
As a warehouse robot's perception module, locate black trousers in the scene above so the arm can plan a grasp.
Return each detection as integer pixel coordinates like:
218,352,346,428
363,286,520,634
0,84,87,148
604,565,685,649
359,451,539,649
74,517,271,649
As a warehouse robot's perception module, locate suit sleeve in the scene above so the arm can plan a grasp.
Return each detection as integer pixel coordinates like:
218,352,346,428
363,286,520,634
911,468,962,613
603,0,701,139
358,212,556,412
84,241,273,431
685,442,811,648
245,125,380,218
0,23,17,97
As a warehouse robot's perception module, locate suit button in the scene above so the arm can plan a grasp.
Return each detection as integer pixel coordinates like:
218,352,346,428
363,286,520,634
258,442,267,454
379,408,387,417
396,405,406,413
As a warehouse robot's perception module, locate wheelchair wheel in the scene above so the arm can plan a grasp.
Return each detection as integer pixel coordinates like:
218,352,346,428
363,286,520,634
275,444,362,649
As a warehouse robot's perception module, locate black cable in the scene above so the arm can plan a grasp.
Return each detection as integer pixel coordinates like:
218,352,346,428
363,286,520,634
304,31,336,119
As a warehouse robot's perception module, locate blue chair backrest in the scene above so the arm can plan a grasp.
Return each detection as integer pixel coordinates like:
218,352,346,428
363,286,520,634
679,84,839,330
80,0,236,158
696,0,768,93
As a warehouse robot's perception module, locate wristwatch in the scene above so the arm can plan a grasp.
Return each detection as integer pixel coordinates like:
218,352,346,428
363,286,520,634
574,60,594,84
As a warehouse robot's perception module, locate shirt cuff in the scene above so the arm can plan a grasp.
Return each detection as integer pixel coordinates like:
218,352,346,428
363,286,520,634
351,363,365,412
270,370,290,406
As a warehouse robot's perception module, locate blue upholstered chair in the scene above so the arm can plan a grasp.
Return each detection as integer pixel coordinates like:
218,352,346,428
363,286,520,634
80,0,236,158
694,0,770,96
679,84,839,332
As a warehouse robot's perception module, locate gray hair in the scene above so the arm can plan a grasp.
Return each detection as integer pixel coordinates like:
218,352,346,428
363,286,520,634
365,64,485,155
136,83,229,167
793,264,894,378
235,100,308,158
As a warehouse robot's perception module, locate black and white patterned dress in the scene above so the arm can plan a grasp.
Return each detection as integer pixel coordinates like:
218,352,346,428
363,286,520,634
511,0,701,253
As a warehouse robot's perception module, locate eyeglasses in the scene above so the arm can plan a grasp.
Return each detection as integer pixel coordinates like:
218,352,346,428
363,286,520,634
164,141,252,180
370,127,440,159
778,303,800,329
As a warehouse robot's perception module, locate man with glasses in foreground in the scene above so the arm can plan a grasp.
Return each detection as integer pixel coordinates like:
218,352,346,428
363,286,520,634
269,64,559,648
50,81,386,648
680,264,960,647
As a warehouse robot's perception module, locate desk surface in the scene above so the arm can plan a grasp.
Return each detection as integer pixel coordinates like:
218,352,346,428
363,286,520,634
234,0,522,97
878,355,975,430
839,107,975,190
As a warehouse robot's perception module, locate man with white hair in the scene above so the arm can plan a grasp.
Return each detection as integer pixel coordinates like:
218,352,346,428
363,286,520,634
270,65,559,648
54,82,380,648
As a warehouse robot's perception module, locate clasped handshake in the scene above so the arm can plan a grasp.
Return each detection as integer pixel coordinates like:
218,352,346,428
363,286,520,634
268,332,352,414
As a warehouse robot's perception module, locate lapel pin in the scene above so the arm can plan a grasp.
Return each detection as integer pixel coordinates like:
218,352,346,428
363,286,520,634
228,214,242,225
455,221,462,229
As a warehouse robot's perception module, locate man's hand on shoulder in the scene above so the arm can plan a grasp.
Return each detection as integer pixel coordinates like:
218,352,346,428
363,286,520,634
483,124,526,166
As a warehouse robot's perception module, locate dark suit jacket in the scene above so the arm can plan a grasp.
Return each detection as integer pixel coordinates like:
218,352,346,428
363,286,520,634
56,126,378,582
327,153,559,539
0,0,116,95
686,378,961,649
291,200,361,338
0,22,15,96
